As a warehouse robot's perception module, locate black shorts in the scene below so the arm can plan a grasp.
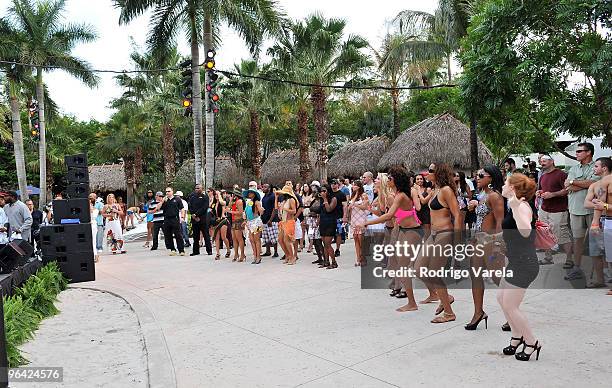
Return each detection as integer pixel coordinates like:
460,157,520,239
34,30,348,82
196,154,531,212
319,222,336,237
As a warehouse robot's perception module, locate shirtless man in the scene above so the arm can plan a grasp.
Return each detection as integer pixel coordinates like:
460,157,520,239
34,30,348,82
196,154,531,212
584,157,612,294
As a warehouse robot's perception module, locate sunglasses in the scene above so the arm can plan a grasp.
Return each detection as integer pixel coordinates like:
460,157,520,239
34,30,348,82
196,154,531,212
428,168,435,173
166,190,172,193
478,173,490,179
575,149,588,153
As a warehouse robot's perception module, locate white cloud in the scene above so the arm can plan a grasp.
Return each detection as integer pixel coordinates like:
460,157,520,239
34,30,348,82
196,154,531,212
1,0,437,122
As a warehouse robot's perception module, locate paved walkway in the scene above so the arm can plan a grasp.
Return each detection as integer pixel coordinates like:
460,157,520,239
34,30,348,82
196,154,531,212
84,241,611,388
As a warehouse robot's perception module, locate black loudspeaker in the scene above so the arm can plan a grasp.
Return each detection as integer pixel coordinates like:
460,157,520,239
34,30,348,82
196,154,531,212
52,199,91,223
65,183,89,199
0,240,34,274
43,251,95,283
40,224,95,283
40,224,93,256
64,153,88,169
66,167,89,185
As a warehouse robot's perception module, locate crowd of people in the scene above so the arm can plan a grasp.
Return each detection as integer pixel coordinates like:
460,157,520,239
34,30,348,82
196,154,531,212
1,142,610,363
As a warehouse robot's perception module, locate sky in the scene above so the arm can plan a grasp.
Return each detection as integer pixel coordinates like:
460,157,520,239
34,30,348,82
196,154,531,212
0,0,438,122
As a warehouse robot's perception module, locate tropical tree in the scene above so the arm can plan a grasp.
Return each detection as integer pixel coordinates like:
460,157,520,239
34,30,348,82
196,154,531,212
0,18,29,200
8,0,98,207
115,0,286,188
283,15,371,181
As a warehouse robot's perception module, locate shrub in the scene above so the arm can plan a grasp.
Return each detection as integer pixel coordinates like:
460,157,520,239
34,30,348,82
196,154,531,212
2,263,68,367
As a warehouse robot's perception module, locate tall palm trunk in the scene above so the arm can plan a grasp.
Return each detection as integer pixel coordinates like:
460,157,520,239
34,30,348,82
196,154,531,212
46,156,53,198
391,87,400,139
189,14,203,185
203,15,215,189
447,52,452,82
311,85,328,182
250,110,261,179
124,156,135,207
297,105,311,181
134,144,143,190
161,122,176,185
9,84,29,201
36,68,48,208
470,117,479,171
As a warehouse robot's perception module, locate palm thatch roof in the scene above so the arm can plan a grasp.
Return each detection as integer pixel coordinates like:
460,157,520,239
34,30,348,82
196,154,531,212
328,136,390,178
261,149,319,186
175,156,240,189
89,164,126,192
377,113,494,172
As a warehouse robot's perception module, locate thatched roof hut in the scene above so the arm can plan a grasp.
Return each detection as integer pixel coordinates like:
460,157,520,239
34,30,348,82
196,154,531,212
89,164,126,192
377,113,494,172
328,136,390,178
261,149,319,186
175,156,240,188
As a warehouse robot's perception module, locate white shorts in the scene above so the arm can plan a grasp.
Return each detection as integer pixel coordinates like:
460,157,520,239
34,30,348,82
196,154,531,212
295,220,303,240
604,218,612,263
105,219,124,241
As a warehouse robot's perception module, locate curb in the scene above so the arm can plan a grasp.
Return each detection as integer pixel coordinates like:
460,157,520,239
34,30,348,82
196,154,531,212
70,285,177,388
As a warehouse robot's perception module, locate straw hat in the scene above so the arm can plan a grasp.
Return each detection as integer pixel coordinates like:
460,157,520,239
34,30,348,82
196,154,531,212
275,184,297,202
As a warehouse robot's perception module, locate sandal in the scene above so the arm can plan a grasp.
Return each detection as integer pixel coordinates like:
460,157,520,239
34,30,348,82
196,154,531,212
232,256,238,262
225,251,231,258
419,295,439,304
562,260,575,269
143,242,150,248
215,254,220,260
431,313,456,324
435,296,455,315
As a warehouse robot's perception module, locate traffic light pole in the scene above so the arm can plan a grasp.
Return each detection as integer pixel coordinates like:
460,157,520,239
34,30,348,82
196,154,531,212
203,17,215,189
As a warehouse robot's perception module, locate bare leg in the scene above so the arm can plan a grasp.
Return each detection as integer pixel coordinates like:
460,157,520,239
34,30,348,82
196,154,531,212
498,279,536,346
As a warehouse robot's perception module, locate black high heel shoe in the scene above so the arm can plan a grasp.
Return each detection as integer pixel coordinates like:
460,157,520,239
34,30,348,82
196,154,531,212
464,312,488,331
390,289,401,297
515,341,542,361
503,336,524,355
501,322,511,332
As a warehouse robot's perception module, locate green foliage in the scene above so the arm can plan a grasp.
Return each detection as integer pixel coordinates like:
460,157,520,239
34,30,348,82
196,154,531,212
3,263,68,367
459,0,612,148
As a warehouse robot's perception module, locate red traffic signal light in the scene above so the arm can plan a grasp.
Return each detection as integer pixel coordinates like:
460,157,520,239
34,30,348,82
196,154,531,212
211,93,219,102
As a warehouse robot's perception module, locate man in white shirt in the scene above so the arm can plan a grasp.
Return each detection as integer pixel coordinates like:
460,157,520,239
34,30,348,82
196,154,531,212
362,171,375,202
3,191,32,242
176,191,191,248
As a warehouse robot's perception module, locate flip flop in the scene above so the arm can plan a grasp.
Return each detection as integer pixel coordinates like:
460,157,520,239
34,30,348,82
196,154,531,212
435,296,455,315
431,313,456,323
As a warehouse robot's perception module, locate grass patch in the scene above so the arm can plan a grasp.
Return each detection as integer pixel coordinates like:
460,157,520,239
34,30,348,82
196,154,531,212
3,262,68,367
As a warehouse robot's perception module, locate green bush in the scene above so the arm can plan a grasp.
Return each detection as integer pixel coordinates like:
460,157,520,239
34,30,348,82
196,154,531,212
3,263,68,367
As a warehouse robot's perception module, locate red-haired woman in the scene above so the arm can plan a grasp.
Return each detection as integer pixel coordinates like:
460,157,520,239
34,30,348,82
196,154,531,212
498,173,541,361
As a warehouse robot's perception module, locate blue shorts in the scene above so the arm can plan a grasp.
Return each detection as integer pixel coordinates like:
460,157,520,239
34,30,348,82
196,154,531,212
336,219,345,239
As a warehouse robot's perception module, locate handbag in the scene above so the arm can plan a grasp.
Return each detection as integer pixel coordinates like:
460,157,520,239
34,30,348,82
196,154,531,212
534,220,558,250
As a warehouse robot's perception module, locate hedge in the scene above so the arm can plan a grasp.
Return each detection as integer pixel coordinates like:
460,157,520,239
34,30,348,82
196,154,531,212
3,263,68,367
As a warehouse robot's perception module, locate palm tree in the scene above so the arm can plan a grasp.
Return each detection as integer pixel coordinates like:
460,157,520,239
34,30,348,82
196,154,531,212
116,0,286,188
268,36,313,181
9,0,98,208
284,15,371,181
0,18,29,200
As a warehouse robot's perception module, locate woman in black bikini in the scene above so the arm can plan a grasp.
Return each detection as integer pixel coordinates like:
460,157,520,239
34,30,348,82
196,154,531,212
415,174,432,238
415,163,462,323
465,165,505,330
210,189,231,259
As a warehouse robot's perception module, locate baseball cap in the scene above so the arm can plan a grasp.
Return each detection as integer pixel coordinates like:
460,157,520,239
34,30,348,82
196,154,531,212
176,191,184,197
310,180,321,187
156,191,163,197
248,181,258,188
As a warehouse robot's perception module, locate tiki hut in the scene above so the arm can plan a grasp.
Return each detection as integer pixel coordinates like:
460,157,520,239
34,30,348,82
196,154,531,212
175,156,240,188
88,164,126,193
328,136,390,179
261,149,319,186
377,113,494,172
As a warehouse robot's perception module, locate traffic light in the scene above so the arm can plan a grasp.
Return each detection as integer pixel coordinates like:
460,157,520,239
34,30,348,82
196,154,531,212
205,50,220,114
179,59,193,117
29,101,40,141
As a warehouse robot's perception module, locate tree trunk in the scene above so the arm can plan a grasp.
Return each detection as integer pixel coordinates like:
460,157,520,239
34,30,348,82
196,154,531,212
297,105,311,182
9,85,29,201
391,88,400,139
203,15,215,189
250,109,261,180
161,122,176,185
470,117,479,171
447,52,452,82
311,85,328,182
189,14,203,185
36,68,47,209
124,157,135,207
134,145,143,198
46,156,53,198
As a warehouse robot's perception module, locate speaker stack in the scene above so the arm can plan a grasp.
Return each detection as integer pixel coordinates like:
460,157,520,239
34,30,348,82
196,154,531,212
39,154,95,283
65,153,89,199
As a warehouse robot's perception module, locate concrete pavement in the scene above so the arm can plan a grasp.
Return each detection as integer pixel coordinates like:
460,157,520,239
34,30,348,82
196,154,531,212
83,241,612,387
